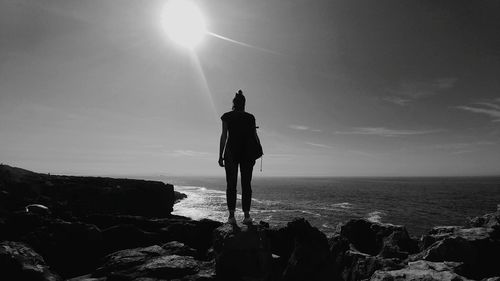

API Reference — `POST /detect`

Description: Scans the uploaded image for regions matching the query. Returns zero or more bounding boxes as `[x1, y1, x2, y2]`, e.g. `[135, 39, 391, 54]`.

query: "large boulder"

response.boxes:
[21, 220, 104, 278]
[339, 250, 404, 281]
[0, 241, 61, 281]
[280, 218, 331, 281]
[101, 224, 163, 254]
[417, 226, 500, 279]
[468, 210, 500, 236]
[340, 219, 419, 257]
[93, 243, 214, 280]
[213, 223, 272, 281]
[370, 260, 470, 281]
[163, 218, 222, 256]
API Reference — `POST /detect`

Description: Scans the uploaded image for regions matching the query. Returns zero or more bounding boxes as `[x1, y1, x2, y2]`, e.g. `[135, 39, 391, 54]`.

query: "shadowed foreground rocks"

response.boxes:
[1, 164, 500, 280]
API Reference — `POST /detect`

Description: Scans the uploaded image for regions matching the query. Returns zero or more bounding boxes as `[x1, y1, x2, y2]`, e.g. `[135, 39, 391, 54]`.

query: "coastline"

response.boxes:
[1, 164, 499, 280]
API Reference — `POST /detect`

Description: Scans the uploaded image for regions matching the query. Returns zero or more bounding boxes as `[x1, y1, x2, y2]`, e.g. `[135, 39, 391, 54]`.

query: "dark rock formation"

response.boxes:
[370, 260, 469, 281]
[213, 223, 272, 281]
[92, 243, 215, 280]
[2, 164, 500, 281]
[21, 220, 104, 278]
[279, 218, 331, 281]
[340, 219, 419, 258]
[416, 225, 500, 279]
[0, 164, 176, 218]
[0, 241, 61, 281]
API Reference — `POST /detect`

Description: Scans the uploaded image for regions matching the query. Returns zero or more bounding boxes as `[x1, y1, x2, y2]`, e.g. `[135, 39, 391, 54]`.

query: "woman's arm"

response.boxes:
[218, 121, 228, 167]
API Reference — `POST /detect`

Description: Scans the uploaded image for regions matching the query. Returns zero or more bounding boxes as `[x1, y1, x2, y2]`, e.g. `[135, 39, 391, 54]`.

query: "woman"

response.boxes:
[218, 90, 257, 224]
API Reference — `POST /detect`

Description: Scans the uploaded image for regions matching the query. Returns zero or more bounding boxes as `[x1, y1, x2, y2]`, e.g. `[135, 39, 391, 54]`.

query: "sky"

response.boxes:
[1, 0, 500, 177]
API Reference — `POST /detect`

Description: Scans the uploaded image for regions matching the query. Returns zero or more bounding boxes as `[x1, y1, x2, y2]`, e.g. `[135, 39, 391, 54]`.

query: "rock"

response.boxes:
[468, 210, 500, 239]
[420, 226, 463, 249]
[101, 224, 163, 254]
[0, 241, 61, 281]
[94, 245, 167, 276]
[0, 164, 176, 218]
[137, 254, 200, 278]
[21, 220, 104, 278]
[162, 241, 198, 257]
[327, 234, 351, 280]
[93, 244, 212, 280]
[175, 190, 188, 202]
[416, 226, 500, 279]
[341, 250, 404, 281]
[213, 223, 272, 281]
[281, 218, 331, 281]
[370, 260, 470, 281]
[340, 219, 419, 258]
[4, 211, 51, 239]
[163, 218, 222, 257]
[66, 274, 106, 281]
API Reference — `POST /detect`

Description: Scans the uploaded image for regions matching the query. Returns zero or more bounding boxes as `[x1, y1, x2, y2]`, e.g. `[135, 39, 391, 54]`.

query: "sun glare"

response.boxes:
[162, 0, 207, 49]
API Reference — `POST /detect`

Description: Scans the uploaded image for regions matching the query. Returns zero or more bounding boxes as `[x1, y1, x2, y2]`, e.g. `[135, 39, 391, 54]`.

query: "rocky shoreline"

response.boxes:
[1, 164, 499, 281]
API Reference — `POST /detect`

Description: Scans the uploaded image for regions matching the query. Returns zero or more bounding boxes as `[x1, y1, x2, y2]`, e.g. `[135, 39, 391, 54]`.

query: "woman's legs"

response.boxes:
[240, 160, 255, 216]
[224, 159, 238, 216]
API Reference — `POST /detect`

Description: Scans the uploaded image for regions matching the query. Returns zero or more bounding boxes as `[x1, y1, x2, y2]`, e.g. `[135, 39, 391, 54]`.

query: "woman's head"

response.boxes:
[232, 89, 246, 111]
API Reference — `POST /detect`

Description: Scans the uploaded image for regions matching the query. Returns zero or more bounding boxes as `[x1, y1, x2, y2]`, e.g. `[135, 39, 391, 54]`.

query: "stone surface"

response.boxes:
[21, 220, 104, 278]
[416, 226, 500, 279]
[93, 244, 211, 280]
[370, 260, 470, 281]
[213, 223, 272, 281]
[340, 219, 418, 257]
[340, 250, 404, 281]
[0, 241, 61, 281]
[0, 164, 176, 218]
[281, 218, 331, 281]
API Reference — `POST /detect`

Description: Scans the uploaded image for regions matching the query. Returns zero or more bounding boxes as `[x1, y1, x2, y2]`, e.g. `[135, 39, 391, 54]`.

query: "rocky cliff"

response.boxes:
[0, 164, 499, 281]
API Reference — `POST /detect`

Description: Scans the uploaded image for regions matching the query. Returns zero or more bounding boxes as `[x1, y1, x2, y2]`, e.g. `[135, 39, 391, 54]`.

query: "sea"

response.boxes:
[158, 176, 500, 237]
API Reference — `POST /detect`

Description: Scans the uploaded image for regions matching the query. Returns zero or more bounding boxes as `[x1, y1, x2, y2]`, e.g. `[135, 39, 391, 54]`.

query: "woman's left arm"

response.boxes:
[218, 121, 228, 167]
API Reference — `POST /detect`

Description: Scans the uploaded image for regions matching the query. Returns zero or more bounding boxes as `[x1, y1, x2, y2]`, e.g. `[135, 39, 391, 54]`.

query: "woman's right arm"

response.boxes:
[219, 121, 228, 167]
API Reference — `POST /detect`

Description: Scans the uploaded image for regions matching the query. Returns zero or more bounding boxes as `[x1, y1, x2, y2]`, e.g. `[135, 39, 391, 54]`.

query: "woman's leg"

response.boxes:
[240, 160, 255, 215]
[224, 159, 238, 215]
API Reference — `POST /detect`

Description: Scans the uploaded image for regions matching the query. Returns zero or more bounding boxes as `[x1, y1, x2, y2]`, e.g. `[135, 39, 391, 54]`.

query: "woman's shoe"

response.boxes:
[228, 217, 236, 224]
[242, 217, 253, 225]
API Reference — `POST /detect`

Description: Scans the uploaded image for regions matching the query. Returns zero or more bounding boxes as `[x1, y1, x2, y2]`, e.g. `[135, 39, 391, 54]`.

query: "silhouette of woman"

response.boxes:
[219, 90, 257, 224]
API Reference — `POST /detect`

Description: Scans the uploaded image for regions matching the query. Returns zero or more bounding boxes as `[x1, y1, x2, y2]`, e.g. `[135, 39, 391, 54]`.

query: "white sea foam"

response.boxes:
[367, 211, 384, 223]
[317, 202, 353, 211]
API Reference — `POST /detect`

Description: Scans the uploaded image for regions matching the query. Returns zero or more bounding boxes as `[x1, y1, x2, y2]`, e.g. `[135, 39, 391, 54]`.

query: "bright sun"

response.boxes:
[162, 0, 207, 48]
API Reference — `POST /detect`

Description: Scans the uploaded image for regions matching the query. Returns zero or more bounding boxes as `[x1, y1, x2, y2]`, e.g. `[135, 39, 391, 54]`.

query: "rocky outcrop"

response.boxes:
[0, 241, 61, 281]
[0, 164, 176, 218]
[1, 164, 500, 281]
[88, 243, 215, 280]
[414, 224, 500, 279]
[213, 223, 272, 281]
[370, 260, 470, 281]
[340, 219, 419, 258]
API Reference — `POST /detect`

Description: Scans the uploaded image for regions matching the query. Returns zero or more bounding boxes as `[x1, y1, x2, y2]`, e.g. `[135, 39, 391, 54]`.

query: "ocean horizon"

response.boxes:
[142, 175, 500, 237]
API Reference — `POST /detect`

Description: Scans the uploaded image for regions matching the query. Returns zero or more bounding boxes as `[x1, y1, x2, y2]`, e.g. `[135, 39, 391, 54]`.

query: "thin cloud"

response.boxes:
[382, 96, 411, 106]
[305, 142, 333, 149]
[384, 77, 457, 106]
[473, 102, 500, 110]
[431, 141, 496, 150]
[455, 101, 500, 122]
[289, 125, 322, 132]
[428, 141, 496, 155]
[289, 125, 310, 130]
[334, 127, 441, 137]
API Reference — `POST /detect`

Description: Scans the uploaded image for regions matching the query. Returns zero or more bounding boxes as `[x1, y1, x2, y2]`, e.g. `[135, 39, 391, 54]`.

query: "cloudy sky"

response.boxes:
[1, 0, 499, 176]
